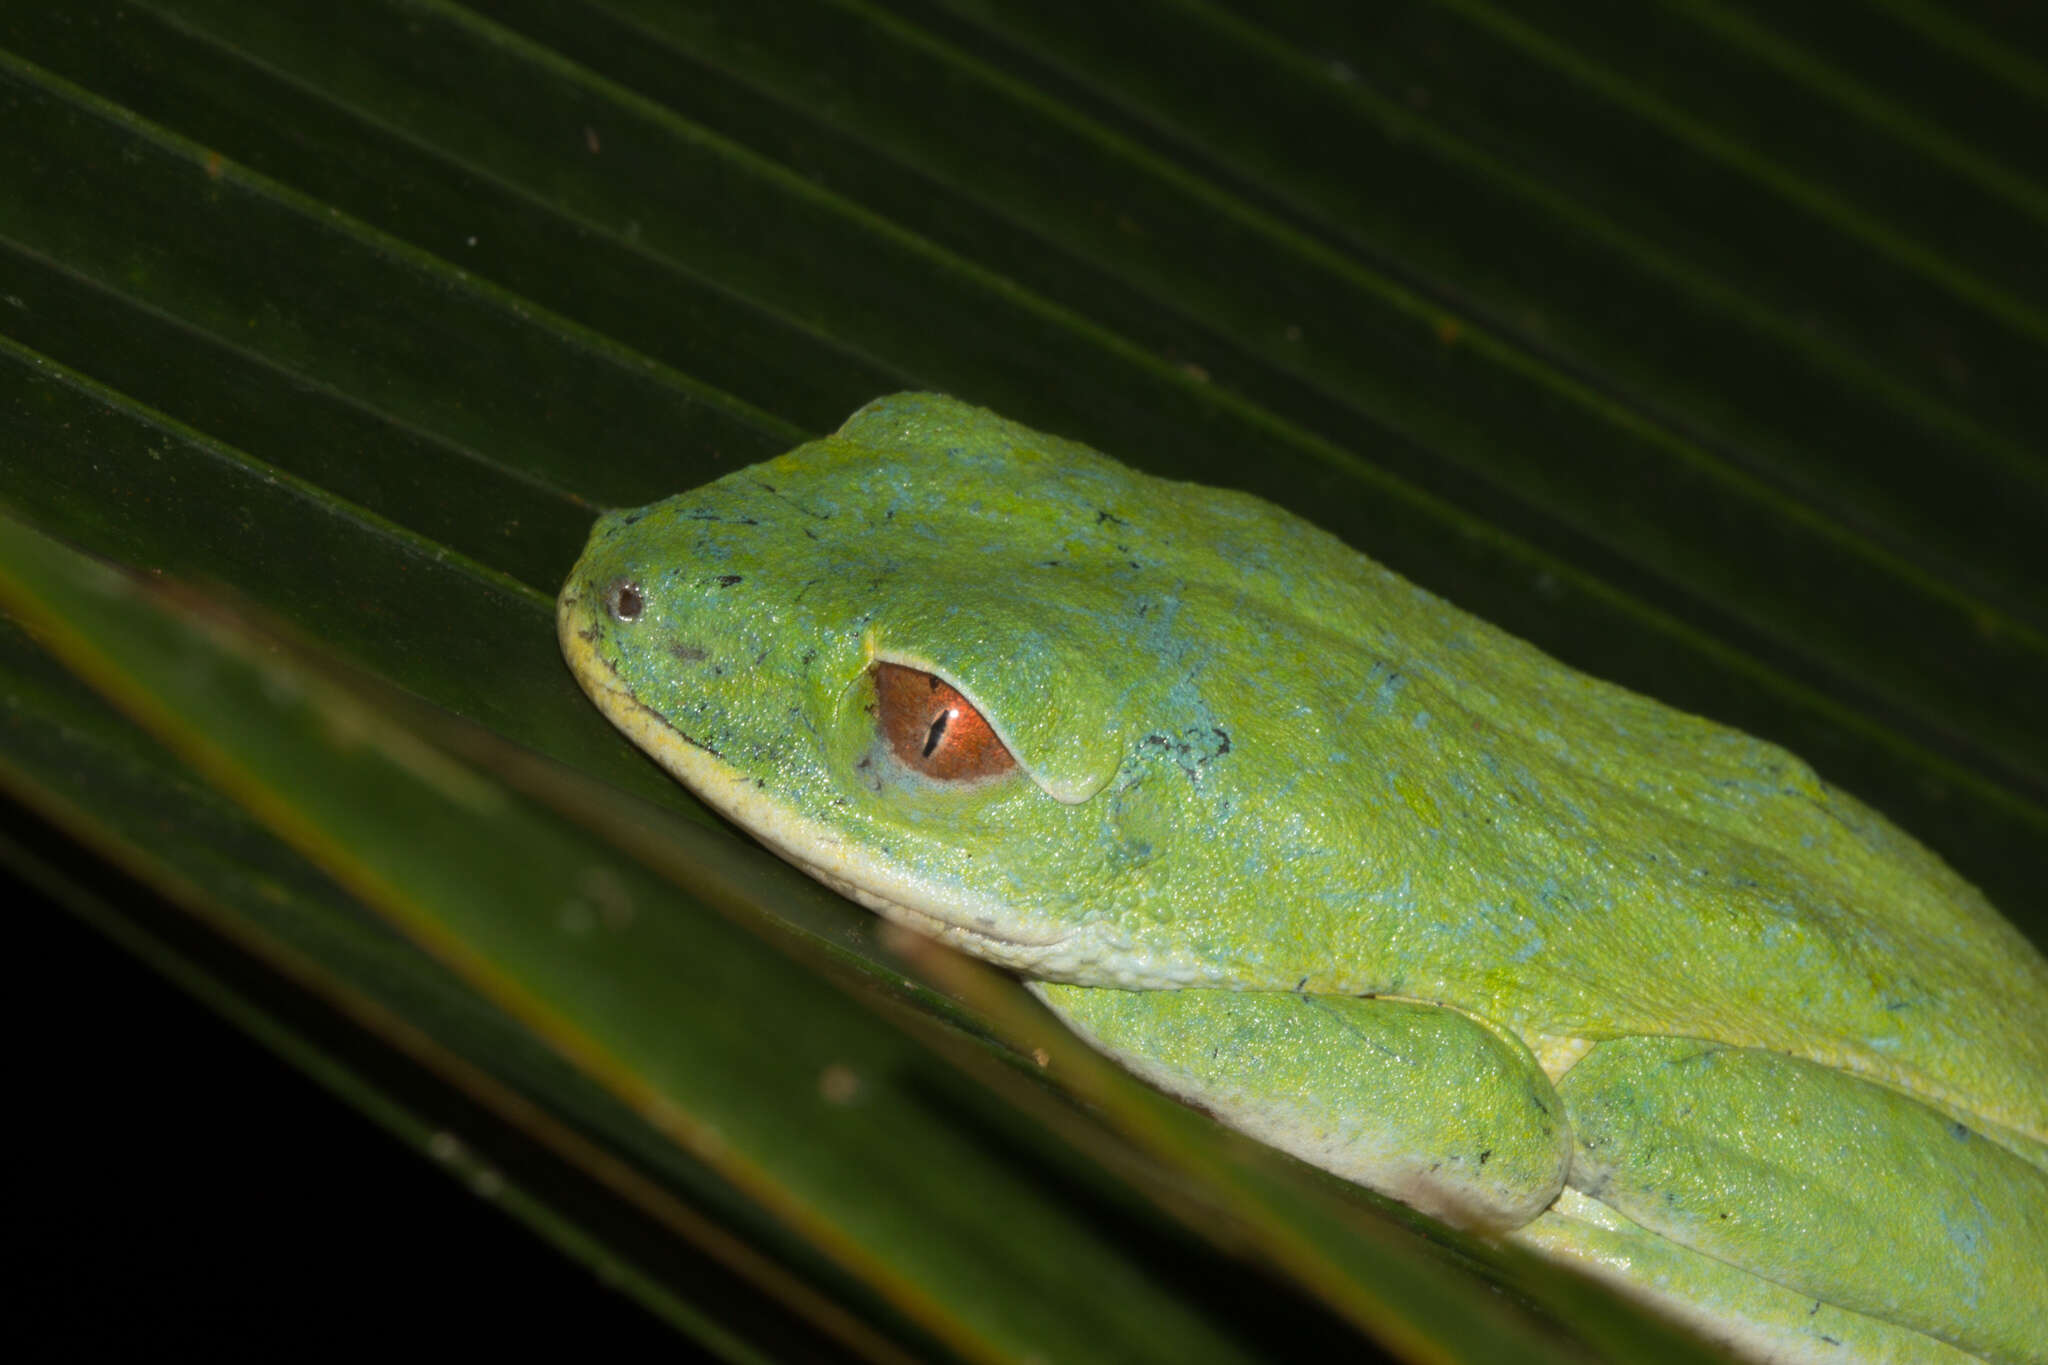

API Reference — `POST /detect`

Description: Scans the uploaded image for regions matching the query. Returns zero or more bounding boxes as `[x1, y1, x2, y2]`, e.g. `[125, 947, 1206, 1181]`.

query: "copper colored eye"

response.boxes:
[872, 662, 1017, 782]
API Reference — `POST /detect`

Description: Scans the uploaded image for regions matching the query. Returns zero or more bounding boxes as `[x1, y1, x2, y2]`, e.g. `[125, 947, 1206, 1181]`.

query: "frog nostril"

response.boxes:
[606, 579, 644, 622]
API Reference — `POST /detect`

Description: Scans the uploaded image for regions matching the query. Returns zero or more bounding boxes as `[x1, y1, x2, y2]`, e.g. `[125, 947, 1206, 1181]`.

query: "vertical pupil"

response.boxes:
[922, 710, 952, 759]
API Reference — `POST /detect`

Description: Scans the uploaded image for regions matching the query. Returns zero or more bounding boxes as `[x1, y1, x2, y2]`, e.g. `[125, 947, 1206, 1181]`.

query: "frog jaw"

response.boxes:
[559, 600, 1103, 972]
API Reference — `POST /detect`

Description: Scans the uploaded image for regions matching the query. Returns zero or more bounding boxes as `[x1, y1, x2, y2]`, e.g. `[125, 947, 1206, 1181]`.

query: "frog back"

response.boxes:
[1148, 487, 2048, 1152]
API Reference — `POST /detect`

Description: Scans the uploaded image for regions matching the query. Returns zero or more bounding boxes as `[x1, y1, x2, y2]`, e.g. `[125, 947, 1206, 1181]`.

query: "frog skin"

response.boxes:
[557, 393, 2048, 1364]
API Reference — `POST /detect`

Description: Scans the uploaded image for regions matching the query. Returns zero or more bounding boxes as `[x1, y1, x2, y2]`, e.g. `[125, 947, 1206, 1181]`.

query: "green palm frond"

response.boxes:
[5, 3, 2042, 1360]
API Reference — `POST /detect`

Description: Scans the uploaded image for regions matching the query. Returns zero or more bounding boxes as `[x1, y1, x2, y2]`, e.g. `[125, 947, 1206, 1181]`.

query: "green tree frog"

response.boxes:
[558, 393, 2047, 1363]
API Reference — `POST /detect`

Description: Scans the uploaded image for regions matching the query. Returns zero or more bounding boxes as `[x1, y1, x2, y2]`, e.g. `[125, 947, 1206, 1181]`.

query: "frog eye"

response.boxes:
[605, 579, 644, 623]
[871, 662, 1017, 782]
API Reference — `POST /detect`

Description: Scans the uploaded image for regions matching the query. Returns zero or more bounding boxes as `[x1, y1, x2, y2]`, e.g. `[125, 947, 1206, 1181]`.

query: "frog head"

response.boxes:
[557, 393, 1370, 984]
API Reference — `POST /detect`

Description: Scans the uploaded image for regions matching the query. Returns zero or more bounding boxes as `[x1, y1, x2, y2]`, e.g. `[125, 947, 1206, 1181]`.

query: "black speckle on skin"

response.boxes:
[669, 643, 708, 663]
[1477, 1149, 1491, 1165]
[1095, 509, 1128, 527]
[619, 510, 646, 526]
[1138, 725, 1233, 781]
[1950, 1121, 1973, 1141]
[714, 574, 743, 588]
[747, 477, 830, 520]
[681, 509, 760, 526]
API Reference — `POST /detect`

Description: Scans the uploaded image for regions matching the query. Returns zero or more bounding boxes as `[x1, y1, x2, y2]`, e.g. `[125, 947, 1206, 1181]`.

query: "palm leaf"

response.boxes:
[4, 2, 2042, 1359]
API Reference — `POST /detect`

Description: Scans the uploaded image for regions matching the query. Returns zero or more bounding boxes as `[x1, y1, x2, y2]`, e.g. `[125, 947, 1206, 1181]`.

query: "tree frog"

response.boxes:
[558, 393, 2047, 1363]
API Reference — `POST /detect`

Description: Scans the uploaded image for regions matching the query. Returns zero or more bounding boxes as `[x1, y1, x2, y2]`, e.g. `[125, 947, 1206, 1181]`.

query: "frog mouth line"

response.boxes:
[556, 605, 1070, 961]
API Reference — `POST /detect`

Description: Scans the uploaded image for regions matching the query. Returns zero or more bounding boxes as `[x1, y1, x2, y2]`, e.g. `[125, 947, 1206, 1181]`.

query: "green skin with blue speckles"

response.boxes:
[560, 394, 2047, 1363]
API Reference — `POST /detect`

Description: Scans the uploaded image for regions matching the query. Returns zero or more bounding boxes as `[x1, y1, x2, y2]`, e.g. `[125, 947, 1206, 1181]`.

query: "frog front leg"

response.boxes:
[1550, 1036, 2048, 1362]
[1031, 983, 1571, 1232]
